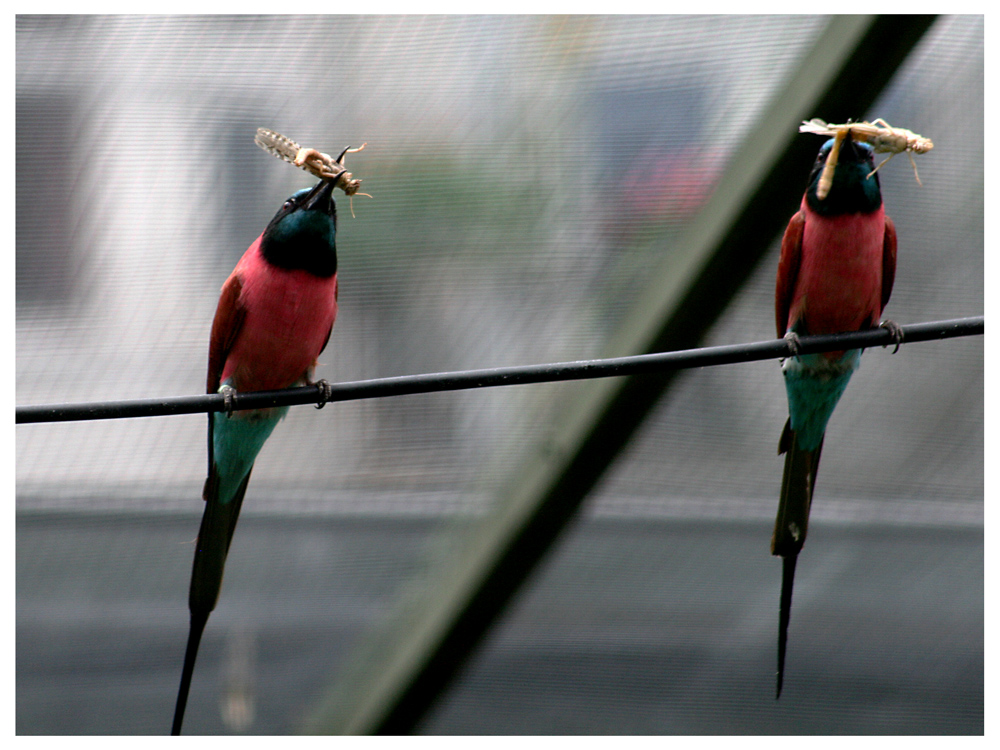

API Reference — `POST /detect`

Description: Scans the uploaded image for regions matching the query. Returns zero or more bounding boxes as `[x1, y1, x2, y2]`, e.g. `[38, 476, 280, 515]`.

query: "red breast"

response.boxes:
[788, 201, 886, 338]
[221, 236, 338, 392]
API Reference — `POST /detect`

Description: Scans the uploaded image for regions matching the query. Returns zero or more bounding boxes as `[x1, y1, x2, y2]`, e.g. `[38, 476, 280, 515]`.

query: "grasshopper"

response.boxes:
[255, 128, 371, 216]
[799, 118, 933, 200]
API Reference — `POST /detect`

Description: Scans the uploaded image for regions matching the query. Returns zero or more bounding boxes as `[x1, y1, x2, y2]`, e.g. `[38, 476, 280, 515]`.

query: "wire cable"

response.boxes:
[15, 316, 982, 425]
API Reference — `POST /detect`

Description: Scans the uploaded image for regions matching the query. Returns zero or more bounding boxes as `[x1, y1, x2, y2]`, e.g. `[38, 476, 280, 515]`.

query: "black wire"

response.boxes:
[15, 316, 983, 425]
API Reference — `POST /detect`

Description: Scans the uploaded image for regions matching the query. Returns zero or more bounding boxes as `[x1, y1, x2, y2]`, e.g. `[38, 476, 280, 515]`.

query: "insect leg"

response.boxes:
[907, 150, 923, 186]
[867, 151, 897, 179]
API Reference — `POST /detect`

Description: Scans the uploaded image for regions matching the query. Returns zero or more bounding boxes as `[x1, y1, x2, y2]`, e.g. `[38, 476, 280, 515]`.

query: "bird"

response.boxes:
[171, 178, 340, 734]
[772, 132, 898, 698]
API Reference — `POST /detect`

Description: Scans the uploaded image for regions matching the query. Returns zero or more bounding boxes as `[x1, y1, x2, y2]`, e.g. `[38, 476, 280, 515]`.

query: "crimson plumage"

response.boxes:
[772, 135, 897, 698]
[173, 179, 340, 734]
[209, 233, 338, 394]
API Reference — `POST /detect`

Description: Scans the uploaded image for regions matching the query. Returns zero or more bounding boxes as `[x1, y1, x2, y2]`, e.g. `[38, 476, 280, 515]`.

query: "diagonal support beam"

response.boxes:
[303, 14, 938, 735]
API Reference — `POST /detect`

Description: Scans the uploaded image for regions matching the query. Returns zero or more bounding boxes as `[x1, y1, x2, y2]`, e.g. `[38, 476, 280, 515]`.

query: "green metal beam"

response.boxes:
[302, 14, 938, 735]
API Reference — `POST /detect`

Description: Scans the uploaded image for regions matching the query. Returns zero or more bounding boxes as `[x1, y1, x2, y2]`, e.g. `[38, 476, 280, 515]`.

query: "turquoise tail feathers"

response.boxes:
[210, 405, 286, 505]
[781, 349, 859, 451]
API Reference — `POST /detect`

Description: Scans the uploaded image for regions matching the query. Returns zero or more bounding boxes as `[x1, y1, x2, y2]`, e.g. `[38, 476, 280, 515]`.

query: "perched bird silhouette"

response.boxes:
[772, 133, 899, 698]
[172, 179, 340, 734]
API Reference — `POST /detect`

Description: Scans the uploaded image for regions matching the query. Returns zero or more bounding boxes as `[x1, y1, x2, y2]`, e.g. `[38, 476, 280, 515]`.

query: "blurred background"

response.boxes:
[16, 15, 982, 735]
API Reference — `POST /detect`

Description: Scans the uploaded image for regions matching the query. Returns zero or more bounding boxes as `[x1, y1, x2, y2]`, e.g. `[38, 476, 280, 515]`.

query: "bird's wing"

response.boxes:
[206, 271, 246, 394]
[203, 269, 246, 490]
[316, 276, 338, 357]
[881, 214, 898, 315]
[775, 209, 805, 338]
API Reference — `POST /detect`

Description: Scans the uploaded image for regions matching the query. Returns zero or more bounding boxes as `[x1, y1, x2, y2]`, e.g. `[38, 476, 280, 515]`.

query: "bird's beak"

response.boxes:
[838, 131, 864, 163]
[301, 179, 336, 213]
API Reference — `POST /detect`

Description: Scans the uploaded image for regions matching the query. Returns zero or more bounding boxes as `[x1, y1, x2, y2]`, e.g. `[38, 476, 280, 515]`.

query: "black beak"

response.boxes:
[301, 179, 336, 213]
[839, 131, 864, 163]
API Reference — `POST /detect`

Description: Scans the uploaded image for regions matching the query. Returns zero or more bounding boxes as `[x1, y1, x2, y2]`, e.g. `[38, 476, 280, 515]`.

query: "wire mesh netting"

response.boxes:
[16, 15, 982, 735]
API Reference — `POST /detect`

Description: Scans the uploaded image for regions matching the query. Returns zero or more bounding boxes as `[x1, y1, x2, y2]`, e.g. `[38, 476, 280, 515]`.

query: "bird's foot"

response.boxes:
[313, 379, 332, 409]
[218, 384, 237, 417]
[783, 331, 802, 357]
[879, 320, 904, 354]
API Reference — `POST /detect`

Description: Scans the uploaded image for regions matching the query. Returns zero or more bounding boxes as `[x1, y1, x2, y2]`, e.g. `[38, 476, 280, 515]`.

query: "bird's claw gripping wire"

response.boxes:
[218, 384, 237, 417]
[879, 320, 904, 353]
[313, 379, 333, 409]
[783, 331, 802, 357]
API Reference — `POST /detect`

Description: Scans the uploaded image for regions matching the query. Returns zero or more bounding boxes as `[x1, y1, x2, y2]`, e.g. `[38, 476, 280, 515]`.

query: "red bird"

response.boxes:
[772, 134, 898, 697]
[173, 179, 340, 734]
